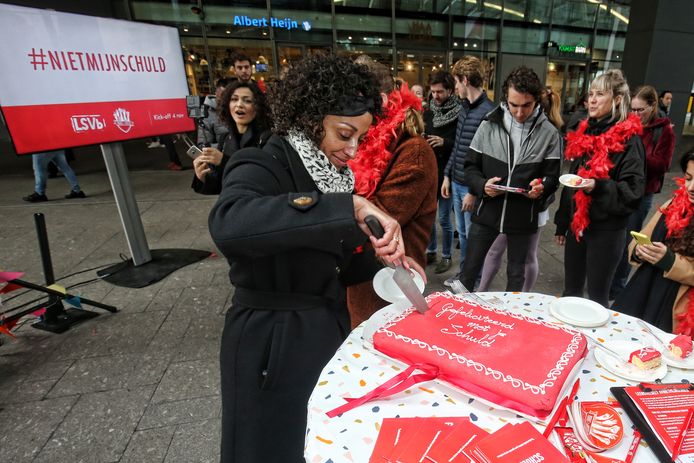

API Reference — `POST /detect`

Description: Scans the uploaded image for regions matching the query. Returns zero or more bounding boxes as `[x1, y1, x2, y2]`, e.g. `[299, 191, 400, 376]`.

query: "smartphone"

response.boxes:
[630, 231, 653, 246]
[186, 145, 203, 160]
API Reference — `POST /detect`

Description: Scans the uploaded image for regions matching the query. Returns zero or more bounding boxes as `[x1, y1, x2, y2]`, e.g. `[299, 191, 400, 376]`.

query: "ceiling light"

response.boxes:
[226, 30, 231, 34]
[348, 36, 352, 40]
[183, 28, 189, 32]
[473, 43, 477, 47]
[453, 42, 458, 46]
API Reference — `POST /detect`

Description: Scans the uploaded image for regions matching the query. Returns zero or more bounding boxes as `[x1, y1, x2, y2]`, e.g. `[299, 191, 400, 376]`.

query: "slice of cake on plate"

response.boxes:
[373, 292, 587, 419]
[628, 347, 662, 370]
[668, 334, 693, 359]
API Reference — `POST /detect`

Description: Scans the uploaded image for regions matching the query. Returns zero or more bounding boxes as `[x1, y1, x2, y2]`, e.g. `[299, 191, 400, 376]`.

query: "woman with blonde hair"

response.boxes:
[347, 56, 437, 327]
[554, 69, 645, 306]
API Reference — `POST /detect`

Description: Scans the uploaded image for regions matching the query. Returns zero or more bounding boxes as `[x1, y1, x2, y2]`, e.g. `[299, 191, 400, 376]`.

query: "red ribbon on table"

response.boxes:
[325, 363, 439, 418]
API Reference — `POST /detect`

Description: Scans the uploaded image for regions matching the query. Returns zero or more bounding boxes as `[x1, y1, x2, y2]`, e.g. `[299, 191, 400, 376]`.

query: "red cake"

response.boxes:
[668, 335, 693, 359]
[373, 292, 587, 419]
[629, 347, 662, 370]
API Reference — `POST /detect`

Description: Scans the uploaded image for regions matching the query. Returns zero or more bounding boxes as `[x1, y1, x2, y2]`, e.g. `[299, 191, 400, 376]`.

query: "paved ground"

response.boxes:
[0, 138, 689, 462]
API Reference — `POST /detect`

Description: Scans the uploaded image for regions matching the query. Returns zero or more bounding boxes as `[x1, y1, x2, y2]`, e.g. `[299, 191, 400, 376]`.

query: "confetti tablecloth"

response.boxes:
[305, 292, 694, 463]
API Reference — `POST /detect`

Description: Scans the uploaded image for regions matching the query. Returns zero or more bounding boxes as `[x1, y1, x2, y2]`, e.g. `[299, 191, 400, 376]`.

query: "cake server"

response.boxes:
[364, 215, 429, 314]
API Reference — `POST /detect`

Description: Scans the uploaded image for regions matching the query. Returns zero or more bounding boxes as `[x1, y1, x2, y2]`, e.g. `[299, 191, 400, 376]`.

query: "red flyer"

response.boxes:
[369, 417, 420, 462]
[424, 418, 489, 463]
[623, 385, 694, 461]
[467, 421, 569, 463]
[393, 417, 470, 463]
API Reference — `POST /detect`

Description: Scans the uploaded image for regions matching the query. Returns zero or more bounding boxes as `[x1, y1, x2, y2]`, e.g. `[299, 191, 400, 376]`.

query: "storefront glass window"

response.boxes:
[395, 16, 448, 50]
[501, 23, 547, 55]
[550, 0, 599, 28]
[398, 0, 452, 14]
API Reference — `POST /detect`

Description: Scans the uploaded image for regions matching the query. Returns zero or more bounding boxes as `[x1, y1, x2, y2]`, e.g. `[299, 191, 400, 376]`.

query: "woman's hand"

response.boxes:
[555, 234, 566, 246]
[462, 193, 476, 212]
[201, 147, 224, 166]
[193, 149, 224, 181]
[635, 242, 668, 265]
[524, 178, 544, 200]
[353, 195, 406, 267]
[193, 156, 212, 181]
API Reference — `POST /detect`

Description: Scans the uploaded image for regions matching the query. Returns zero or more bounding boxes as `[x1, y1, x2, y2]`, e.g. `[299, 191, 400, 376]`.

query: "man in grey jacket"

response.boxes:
[441, 56, 495, 286]
[461, 66, 561, 291]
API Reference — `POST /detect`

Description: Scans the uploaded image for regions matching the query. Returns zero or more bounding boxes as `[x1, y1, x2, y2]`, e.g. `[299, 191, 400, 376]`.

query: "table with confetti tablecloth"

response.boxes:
[305, 292, 694, 463]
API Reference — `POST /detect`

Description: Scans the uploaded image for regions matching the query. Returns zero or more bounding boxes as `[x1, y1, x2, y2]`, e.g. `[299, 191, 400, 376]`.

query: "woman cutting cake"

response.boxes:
[209, 54, 416, 462]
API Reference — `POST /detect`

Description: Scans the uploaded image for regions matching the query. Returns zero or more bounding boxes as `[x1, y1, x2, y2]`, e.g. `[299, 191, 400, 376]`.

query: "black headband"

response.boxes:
[327, 95, 376, 117]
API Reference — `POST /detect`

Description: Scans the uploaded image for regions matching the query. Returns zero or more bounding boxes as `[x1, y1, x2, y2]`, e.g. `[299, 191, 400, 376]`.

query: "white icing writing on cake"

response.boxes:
[440, 323, 508, 347]
[435, 304, 516, 330]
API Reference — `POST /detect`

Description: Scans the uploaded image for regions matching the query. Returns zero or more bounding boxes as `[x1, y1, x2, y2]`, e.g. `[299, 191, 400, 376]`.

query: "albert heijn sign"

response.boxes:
[0, 4, 194, 155]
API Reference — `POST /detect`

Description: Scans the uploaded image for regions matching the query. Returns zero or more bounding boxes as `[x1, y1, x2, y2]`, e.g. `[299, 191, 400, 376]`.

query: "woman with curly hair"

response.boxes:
[613, 151, 694, 334]
[554, 69, 645, 307]
[209, 54, 413, 463]
[191, 80, 272, 194]
[346, 56, 437, 327]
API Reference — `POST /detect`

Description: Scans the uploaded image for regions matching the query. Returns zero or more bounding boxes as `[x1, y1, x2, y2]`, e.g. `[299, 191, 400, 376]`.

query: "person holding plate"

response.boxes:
[612, 151, 694, 335]
[554, 69, 645, 307]
[460, 66, 562, 292]
[209, 54, 412, 463]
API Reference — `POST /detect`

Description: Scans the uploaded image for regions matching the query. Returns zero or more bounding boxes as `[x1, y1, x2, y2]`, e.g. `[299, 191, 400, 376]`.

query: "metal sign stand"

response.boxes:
[100, 142, 151, 266]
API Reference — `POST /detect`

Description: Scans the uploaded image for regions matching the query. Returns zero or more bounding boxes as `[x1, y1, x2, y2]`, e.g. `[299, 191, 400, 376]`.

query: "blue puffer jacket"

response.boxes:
[444, 91, 495, 184]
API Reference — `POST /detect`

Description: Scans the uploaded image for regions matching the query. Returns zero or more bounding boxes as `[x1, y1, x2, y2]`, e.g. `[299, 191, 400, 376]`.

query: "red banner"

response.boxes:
[3, 98, 194, 155]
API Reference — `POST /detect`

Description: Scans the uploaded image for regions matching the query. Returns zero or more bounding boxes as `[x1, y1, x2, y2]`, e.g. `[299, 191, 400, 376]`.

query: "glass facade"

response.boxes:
[122, 0, 630, 111]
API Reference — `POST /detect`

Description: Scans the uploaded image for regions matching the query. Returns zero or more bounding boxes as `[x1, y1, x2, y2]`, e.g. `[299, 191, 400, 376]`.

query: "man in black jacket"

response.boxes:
[423, 71, 461, 274]
[461, 66, 561, 291]
[441, 56, 495, 286]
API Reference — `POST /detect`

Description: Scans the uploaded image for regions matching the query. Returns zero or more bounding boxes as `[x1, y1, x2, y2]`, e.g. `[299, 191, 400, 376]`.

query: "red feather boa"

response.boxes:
[661, 178, 694, 335]
[349, 84, 422, 198]
[564, 113, 642, 240]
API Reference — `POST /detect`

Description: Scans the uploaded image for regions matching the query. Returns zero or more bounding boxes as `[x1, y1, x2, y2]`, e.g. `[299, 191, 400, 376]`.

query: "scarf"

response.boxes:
[349, 84, 422, 199]
[285, 130, 355, 193]
[564, 113, 642, 239]
[661, 178, 694, 335]
[431, 95, 461, 128]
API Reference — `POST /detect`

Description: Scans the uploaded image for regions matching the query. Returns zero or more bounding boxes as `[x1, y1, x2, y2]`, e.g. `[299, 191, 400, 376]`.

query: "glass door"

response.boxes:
[546, 60, 586, 116]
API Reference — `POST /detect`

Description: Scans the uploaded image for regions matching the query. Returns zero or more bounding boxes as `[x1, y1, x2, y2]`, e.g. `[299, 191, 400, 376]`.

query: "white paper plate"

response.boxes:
[559, 174, 590, 189]
[372, 267, 425, 304]
[549, 297, 610, 328]
[651, 332, 694, 369]
[593, 340, 668, 382]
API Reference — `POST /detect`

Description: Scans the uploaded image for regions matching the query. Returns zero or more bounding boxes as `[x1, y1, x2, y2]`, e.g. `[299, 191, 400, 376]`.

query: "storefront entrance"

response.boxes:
[546, 60, 587, 115]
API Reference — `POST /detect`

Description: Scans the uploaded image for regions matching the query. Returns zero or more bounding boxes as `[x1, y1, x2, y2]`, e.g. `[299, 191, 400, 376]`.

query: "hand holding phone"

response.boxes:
[630, 231, 653, 246]
[186, 145, 204, 160]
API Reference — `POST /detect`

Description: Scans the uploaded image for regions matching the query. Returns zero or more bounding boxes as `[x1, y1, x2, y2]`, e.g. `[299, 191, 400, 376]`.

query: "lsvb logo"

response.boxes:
[113, 108, 134, 133]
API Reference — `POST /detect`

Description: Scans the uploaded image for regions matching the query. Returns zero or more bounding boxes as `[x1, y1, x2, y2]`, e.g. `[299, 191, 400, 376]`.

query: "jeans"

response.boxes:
[32, 150, 80, 195]
[451, 181, 473, 273]
[609, 193, 654, 299]
[427, 196, 454, 258]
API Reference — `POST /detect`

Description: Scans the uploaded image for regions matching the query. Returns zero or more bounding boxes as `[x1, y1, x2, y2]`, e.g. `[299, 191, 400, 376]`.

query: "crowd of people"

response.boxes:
[198, 51, 691, 463]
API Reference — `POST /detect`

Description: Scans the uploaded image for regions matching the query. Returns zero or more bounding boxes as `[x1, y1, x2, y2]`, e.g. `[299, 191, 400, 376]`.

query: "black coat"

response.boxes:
[423, 102, 458, 196]
[554, 121, 645, 236]
[191, 123, 270, 195]
[209, 134, 369, 462]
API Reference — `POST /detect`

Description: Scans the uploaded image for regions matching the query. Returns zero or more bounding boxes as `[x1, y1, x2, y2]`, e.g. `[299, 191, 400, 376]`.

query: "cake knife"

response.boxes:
[364, 216, 429, 314]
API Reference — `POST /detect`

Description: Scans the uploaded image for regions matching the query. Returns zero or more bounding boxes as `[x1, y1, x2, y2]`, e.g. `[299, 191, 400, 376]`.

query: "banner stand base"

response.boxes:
[97, 248, 211, 289]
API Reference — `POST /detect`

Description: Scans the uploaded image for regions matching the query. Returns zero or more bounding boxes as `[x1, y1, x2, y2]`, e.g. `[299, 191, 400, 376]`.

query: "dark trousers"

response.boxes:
[220, 303, 349, 463]
[461, 222, 532, 292]
[159, 134, 181, 166]
[563, 228, 626, 307]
